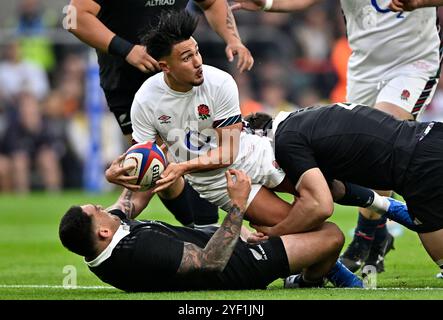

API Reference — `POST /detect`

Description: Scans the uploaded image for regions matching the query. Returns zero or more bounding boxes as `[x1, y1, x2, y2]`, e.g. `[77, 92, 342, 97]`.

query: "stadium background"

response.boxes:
[1, 0, 443, 300]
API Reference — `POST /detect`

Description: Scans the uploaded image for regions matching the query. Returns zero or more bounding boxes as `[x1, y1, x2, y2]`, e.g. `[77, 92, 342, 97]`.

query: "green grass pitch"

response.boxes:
[1, 191, 443, 300]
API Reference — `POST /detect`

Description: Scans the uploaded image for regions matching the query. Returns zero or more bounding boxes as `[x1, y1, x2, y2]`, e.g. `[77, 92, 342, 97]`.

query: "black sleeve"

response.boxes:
[133, 229, 184, 276]
[275, 132, 318, 188]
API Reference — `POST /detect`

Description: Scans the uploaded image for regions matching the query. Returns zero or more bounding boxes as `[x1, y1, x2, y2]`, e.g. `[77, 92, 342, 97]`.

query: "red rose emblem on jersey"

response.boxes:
[401, 89, 410, 101]
[197, 104, 211, 120]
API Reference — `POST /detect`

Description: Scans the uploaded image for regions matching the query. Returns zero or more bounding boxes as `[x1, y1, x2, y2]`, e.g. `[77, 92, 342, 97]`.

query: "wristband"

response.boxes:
[108, 35, 135, 58]
[261, 0, 273, 11]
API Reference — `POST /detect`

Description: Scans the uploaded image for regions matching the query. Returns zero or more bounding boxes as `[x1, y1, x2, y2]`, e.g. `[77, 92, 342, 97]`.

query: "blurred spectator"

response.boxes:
[0, 153, 12, 192]
[43, 90, 84, 189]
[53, 53, 86, 117]
[0, 40, 50, 101]
[260, 80, 297, 116]
[234, 72, 265, 116]
[293, 5, 332, 62]
[0, 101, 11, 192]
[14, 0, 56, 72]
[296, 88, 322, 108]
[329, 6, 350, 103]
[329, 36, 351, 103]
[292, 4, 336, 99]
[3, 93, 62, 193]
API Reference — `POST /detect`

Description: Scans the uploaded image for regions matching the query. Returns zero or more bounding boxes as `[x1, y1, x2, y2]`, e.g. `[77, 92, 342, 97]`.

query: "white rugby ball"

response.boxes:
[123, 141, 167, 191]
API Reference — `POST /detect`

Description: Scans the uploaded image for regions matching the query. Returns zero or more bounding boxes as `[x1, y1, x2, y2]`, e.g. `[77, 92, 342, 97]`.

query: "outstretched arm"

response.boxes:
[177, 169, 251, 273]
[68, 0, 159, 73]
[197, 0, 254, 72]
[230, 0, 320, 12]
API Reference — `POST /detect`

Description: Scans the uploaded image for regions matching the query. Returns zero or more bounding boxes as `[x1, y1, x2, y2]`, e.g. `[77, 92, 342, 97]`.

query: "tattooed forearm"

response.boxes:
[177, 205, 244, 274]
[121, 189, 136, 219]
[226, 3, 241, 40]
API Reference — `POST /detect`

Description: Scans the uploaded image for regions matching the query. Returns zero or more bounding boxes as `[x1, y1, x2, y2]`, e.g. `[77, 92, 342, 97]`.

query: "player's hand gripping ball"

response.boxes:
[123, 141, 167, 191]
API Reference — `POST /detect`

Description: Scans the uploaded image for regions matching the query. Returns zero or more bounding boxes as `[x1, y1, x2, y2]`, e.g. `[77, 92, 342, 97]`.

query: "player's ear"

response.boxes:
[158, 60, 169, 73]
[98, 227, 111, 239]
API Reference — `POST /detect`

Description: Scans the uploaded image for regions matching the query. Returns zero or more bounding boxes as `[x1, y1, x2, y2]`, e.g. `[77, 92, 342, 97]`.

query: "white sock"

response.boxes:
[368, 193, 390, 215]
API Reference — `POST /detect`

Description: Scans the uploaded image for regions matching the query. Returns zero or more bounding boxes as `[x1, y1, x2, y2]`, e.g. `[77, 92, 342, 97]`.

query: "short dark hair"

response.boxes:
[59, 206, 96, 258]
[140, 10, 199, 60]
[244, 112, 273, 131]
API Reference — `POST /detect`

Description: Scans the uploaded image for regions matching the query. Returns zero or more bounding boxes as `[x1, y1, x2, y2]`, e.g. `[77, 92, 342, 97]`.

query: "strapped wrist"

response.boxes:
[108, 35, 135, 58]
[261, 0, 273, 11]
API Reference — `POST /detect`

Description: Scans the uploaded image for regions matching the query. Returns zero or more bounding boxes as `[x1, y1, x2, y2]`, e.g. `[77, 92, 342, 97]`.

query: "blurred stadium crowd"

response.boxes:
[0, 0, 442, 193]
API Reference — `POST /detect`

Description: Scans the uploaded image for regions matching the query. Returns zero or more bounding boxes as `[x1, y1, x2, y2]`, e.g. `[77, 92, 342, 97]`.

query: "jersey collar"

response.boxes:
[85, 224, 130, 268]
[272, 111, 292, 136]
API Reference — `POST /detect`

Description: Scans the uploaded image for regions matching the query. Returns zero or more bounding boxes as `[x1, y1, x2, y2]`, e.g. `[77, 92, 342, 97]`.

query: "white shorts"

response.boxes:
[347, 75, 439, 119]
[186, 133, 286, 212]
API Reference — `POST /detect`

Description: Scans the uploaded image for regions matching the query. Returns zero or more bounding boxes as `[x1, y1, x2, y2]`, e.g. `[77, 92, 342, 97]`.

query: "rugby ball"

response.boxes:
[123, 141, 167, 191]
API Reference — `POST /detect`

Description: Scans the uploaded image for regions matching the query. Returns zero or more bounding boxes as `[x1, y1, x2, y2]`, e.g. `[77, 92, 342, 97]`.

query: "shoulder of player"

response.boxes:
[202, 64, 236, 88]
[133, 73, 164, 106]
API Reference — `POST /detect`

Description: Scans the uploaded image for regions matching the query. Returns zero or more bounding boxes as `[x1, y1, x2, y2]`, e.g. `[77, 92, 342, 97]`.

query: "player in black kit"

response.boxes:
[67, 0, 253, 229]
[59, 169, 365, 292]
[245, 103, 443, 278]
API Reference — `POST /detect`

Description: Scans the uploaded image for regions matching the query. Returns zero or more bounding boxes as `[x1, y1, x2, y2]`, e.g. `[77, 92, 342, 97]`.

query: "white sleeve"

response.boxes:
[212, 75, 242, 128]
[130, 98, 157, 143]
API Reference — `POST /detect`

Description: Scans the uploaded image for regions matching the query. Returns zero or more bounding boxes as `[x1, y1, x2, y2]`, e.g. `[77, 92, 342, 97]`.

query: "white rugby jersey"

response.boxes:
[131, 64, 284, 200]
[131, 64, 243, 174]
[342, 0, 440, 82]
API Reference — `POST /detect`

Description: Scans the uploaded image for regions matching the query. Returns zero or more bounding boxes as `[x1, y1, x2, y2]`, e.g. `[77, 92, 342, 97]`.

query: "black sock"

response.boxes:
[353, 212, 379, 242]
[185, 182, 219, 226]
[159, 181, 219, 227]
[372, 216, 388, 246]
[336, 182, 374, 208]
[159, 184, 195, 227]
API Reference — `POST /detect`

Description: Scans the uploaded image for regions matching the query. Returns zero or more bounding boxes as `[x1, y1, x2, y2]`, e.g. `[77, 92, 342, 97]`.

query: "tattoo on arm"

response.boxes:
[121, 189, 136, 219]
[225, 3, 240, 40]
[177, 205, 244, 274]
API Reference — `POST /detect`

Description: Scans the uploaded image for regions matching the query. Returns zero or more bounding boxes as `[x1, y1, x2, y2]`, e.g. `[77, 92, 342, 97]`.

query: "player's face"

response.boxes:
[81, 204, 120, 228]
[166, 37, 203, 91]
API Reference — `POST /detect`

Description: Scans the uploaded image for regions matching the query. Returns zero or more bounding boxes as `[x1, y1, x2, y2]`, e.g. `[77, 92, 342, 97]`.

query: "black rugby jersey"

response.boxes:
[92, 0, 190, 92]
[89, 210, 289, 292]
[274, 103, 430, 193]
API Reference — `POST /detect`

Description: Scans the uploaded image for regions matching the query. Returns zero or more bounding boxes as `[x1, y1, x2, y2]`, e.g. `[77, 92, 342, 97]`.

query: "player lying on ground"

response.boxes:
[59, 169, 363, 292]
[246, 103, 443, 278]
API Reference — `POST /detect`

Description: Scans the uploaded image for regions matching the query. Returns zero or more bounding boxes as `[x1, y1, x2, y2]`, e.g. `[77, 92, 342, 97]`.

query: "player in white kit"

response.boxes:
[125, 11, 290, 226]
[230, 0, 442, 273]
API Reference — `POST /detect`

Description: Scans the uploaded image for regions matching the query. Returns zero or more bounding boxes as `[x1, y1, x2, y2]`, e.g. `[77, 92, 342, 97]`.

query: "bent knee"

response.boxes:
[322, 222, 345, 249]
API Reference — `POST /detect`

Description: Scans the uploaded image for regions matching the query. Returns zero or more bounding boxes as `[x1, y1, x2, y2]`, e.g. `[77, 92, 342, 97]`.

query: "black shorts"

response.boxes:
[220, 236, 290, 290]
[103, 88, 138, 135]
[402, 122, 443, 233]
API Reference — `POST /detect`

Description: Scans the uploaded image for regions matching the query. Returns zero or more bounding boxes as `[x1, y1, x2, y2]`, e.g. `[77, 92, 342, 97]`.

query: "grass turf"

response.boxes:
[1, 191, 442, 300]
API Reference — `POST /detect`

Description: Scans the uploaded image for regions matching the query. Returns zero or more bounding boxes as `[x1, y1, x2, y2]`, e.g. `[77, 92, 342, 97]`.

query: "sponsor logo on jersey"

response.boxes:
[145, 0, 175, 7]
[158, 115, 171, 124]
[401, 89, 410, 101]
[197, 104, 211, 120]
[185, 129, 212, 152]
